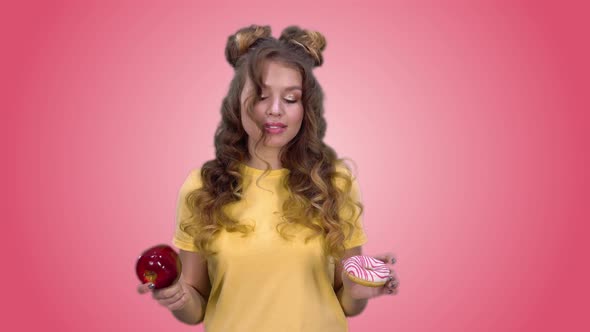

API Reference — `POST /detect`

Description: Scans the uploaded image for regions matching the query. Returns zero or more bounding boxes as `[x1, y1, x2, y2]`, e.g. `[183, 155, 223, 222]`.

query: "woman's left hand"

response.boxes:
[341, 253, 400, 300]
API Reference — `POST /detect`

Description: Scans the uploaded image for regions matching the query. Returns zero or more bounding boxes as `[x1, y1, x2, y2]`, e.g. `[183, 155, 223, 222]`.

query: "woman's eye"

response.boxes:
[259, 96, 298, 103]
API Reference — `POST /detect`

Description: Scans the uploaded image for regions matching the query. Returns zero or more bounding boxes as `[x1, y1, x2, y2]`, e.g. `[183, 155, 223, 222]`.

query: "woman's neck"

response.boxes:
[245, 156, 283, 170]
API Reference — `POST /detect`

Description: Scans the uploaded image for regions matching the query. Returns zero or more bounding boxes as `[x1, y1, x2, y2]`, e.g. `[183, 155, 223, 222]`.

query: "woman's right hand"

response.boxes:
[137, 280, 190, 312]
[136, 250, 211, 325]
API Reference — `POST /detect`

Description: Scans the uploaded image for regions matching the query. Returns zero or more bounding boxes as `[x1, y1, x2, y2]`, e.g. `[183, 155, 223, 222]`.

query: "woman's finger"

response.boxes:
[152, 282, 181, 300]
[137, 283, 154, 294]
[372, 253, 397, 265]
[383, 278, 399, 294]
[387, 287, 399, 295]
[388, 270, 400, 285]
[167, 292, 189, 311]
[157, 287, 185, 307]
[387, 279, 400, 289]
[378, 283, 398, 296]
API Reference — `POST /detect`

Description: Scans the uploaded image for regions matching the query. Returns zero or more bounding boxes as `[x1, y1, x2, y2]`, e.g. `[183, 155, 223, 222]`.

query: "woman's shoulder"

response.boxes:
[334, 159, 350, 173]
[179, 167, 203, 193]
[333, 159, 360, 188]
[334, 159, 360, 177]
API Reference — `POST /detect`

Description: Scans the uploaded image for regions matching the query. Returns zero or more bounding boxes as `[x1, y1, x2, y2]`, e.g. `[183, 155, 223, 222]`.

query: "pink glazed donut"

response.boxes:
[343, 255, 390, 287]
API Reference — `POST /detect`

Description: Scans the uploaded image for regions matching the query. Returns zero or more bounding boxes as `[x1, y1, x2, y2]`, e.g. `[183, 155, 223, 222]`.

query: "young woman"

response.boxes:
[138, 24, 399, 331]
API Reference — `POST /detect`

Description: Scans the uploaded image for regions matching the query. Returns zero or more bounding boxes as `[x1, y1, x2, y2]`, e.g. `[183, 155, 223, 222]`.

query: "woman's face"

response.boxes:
[240, 60, 304, 151]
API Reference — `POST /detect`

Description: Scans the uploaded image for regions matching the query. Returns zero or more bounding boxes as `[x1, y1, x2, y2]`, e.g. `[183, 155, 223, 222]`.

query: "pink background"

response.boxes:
[4, 1, 589, 331]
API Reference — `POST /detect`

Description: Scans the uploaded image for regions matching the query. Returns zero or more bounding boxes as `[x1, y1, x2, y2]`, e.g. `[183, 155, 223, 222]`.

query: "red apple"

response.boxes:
[136, 244, 182, 289]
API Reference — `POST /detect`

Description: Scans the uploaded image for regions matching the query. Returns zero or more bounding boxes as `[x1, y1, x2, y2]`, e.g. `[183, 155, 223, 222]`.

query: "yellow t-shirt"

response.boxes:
[172, 163, 368, 332]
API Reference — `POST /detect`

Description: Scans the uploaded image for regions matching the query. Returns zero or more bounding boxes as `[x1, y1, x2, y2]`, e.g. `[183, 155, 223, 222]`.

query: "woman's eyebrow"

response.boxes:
[284, 86, 302, 91]
[262, 84, 302, 92]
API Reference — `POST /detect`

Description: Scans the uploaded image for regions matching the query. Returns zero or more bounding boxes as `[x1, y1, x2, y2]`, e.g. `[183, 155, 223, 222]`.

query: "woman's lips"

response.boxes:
[265, 126, 287, 134]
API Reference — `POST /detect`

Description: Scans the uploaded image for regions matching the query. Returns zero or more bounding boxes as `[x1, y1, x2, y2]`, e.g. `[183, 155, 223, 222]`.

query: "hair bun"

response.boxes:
[279, 26, 327, 67]
[225, 25, 272, 68]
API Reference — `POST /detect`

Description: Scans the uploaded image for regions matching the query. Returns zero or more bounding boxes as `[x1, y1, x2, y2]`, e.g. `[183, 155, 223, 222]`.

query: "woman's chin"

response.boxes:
[262, 138, 288, 148]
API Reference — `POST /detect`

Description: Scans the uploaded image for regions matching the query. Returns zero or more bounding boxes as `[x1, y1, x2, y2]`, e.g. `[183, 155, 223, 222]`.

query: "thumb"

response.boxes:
[137, 282, 155, 294]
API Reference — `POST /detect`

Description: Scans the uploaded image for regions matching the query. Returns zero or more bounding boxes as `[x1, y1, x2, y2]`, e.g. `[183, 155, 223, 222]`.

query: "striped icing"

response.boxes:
[343, 255, 390, 284]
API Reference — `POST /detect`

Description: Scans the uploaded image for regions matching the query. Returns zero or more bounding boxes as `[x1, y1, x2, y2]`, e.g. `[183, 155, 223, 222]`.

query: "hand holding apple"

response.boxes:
[136, 244, 190, 311]
[136, 244, 182, 289]
[137, 277, 192, 312]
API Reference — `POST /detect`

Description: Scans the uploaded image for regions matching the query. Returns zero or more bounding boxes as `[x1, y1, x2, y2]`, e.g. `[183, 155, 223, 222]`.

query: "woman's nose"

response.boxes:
[266, 97, 283, 115]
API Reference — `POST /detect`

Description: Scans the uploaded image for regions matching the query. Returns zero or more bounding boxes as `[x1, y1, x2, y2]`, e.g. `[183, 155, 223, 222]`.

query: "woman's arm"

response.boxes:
[170, 249, 212, 324]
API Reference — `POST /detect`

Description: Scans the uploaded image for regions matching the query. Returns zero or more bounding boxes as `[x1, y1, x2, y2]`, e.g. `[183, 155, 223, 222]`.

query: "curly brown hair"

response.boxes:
[180, 24, 364, 260]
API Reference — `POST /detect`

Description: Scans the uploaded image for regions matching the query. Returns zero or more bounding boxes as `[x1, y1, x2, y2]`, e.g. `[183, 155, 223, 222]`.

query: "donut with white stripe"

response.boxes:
[343, 255, 390, 287]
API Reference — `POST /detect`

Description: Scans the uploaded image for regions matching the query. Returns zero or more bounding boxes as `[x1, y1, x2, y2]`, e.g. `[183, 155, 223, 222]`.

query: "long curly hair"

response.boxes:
[180, 24, 364, 260]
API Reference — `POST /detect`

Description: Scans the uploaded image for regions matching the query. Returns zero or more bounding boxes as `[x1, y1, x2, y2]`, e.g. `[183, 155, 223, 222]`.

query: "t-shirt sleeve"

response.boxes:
[335, 164, 369, 249]
[172, 168, 202, 252]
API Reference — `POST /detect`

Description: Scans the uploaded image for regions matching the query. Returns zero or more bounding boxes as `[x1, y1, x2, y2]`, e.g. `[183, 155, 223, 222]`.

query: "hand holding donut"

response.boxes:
[341, 253, 399, 300]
